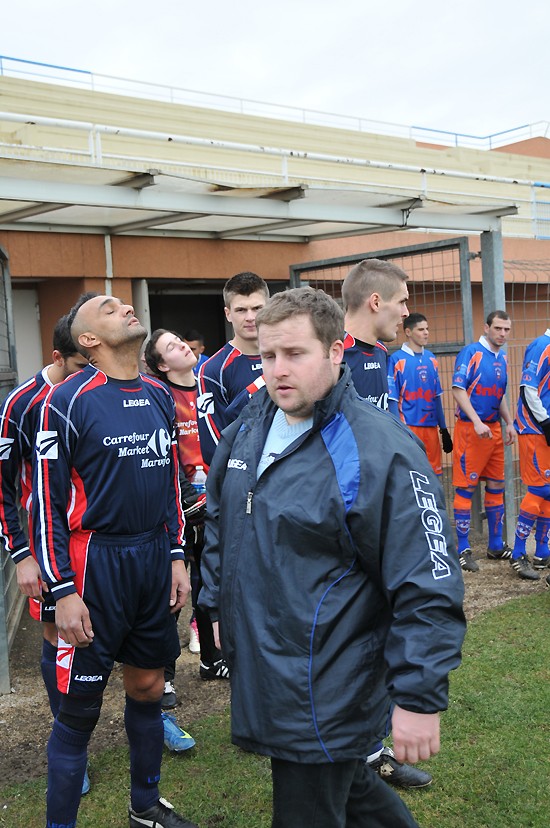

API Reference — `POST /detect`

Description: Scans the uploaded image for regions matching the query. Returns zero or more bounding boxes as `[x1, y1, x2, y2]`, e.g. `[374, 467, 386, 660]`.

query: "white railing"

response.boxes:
[1, 55, 549, 151]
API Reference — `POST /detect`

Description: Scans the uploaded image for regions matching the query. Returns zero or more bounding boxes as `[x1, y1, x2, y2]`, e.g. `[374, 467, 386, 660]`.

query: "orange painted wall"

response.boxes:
[2, 226, 550, 363]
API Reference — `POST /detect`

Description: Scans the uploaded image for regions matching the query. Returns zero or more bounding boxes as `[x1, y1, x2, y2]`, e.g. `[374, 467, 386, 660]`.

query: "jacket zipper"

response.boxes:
[246, 491, 253, 514]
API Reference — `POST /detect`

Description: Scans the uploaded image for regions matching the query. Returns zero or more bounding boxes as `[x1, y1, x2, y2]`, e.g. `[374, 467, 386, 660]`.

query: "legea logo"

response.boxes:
[0, 437, 14, 460]
[409, 470, 450, 580]
[123, 398, 151, 408]
[36, 431, 58, 460]
[197, 392, 214, 418]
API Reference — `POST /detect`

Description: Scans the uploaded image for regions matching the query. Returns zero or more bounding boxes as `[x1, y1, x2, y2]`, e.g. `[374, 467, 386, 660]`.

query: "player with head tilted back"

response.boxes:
[33, 293, 197, 828]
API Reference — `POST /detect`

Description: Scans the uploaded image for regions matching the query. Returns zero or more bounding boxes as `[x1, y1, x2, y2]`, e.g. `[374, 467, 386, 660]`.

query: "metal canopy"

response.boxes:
[0, 161, 518, 242]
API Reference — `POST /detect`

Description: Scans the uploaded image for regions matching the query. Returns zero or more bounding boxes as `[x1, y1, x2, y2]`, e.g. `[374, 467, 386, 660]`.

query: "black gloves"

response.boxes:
[440, 428, 453, 453]
[541, 421, 550, 447]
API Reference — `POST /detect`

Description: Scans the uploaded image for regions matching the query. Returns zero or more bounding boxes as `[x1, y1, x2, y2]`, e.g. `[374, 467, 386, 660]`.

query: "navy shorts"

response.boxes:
[56, 526, 181, 696]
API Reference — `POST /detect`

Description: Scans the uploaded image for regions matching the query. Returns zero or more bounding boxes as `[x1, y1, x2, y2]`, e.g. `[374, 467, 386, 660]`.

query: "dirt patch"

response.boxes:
[0, 604, 230, 787]
[0, 538, 546, 788]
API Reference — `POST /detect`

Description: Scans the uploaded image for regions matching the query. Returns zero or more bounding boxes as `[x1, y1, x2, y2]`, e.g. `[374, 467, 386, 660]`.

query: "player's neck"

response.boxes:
[165, 367, 196, 387]
[46, 363, 66, 385]
[345, 317, 376, 346]
[90, 345, 141, 380]
[408, 343, 423, 354]
[229, 335, 259, 356]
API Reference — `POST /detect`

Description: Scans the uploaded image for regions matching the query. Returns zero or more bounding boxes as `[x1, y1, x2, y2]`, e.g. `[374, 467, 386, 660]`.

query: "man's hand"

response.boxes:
[16, 556, 44, 599]
[504, 424, 516, 446]
[474, 420, 492, 439]
[440, 428, 453, 454]
[170, 560, 191, 613]
[55, 593, 94, 647]
[391, 705, 440, 764]
[212, 620, 221, 651]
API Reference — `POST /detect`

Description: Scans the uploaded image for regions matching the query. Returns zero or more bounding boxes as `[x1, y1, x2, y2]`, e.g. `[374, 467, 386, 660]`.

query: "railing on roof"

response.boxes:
[1, 54, 549, 151]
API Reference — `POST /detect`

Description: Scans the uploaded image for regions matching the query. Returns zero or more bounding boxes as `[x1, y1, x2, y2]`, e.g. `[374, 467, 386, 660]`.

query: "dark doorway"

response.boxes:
[148, 279, 289, 357]
[149, 287, 227, 356]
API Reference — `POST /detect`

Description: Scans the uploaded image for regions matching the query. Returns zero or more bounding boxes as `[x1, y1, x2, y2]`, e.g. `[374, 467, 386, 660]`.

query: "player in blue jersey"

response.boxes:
[509, 329, 550, 580]
[388, 313, 453, 477]
[342, 258, 409, 416]
[197, 272, 269, 465]
[0, 316, 90, 791]
[343, 260, 436, 790]
[33, 294, 196, 828]
[452, 311, 515, 573]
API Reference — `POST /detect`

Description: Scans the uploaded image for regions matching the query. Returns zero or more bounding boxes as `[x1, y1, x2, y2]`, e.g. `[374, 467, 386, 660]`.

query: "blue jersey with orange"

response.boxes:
[452, 337, 508, 423]
[197, 342, 263, 464]
[33, 365, 185, 601]
[0, 368, 53, 563]
[388, 345, 443, 427]
[515, 330, 550, 435]
[343, 334, 390, 411]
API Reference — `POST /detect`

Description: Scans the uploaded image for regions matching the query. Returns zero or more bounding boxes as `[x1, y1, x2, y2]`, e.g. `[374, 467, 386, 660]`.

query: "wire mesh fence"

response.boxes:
[291, 244, 550, 545]
[290, 238, 472, 512]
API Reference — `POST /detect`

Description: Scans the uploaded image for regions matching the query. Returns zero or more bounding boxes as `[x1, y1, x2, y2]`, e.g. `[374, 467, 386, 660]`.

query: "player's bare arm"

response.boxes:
[16, 555, 44, 600]
[170, 559, 190, 613]
[499, 396, 516, 445]
[452, 387, 492, 438]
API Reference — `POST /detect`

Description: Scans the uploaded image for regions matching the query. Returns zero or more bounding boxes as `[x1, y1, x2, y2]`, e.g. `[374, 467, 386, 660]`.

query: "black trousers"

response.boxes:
[271, 757, 420, 828]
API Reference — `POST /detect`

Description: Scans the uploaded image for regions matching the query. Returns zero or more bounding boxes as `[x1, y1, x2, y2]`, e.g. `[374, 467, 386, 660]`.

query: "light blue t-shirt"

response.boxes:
[257, 408, 313, 478]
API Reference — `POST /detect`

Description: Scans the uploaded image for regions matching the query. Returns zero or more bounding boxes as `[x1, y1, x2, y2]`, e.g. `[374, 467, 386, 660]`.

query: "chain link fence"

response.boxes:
[290, 238, 473, 511]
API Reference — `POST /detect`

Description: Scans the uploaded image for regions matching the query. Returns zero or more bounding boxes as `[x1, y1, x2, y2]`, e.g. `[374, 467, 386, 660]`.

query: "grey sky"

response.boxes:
[2, 0, 549, 138]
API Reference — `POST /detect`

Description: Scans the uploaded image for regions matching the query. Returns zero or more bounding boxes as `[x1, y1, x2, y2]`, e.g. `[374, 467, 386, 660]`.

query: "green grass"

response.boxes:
[1, 594, 549, 827]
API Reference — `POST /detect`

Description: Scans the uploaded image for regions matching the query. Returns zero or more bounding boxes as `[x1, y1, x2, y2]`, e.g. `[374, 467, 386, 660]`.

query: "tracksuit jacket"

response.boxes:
[200, 364, 466, 763]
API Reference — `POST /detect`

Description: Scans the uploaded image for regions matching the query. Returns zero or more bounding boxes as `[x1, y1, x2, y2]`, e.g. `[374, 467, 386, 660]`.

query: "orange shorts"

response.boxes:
[518, 432, 550, 487]
[409, 425, 442, 476]
[452, 419, 504, 488]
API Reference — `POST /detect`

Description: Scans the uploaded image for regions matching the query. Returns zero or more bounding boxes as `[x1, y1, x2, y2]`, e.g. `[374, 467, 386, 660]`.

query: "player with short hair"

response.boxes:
[452, 310, 515, 573]
[197, 271, 269, 464]
[342, 260, 435, 789]
[34, 293, 196, 828]
[342, 258, 409, 414]
[0, 315, 88, 717]
[388, 313, 453, 477]
[509, 329, 550, 580]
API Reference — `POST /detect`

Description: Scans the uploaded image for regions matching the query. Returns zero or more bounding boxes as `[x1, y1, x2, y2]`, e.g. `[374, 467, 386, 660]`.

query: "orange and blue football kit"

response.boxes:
[511, 330, 550, 566]
[388, 344, 448, 475]
[452, 337, 508, 557]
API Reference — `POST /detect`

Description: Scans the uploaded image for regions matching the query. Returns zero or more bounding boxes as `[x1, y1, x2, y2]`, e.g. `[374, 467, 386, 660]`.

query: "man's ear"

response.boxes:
[368, 292, 381, 313]
[51, 349, 64, 368]
[330, 339, 345, 365]
[78, 332, 98, 351]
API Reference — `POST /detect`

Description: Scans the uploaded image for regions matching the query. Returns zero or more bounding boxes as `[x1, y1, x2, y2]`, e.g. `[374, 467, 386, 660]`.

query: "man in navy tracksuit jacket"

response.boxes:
[200, 287, 466, 828]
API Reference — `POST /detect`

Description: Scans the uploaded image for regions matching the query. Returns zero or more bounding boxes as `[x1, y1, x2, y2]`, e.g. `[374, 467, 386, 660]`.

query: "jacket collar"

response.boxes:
[242, 364, 353, 431]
